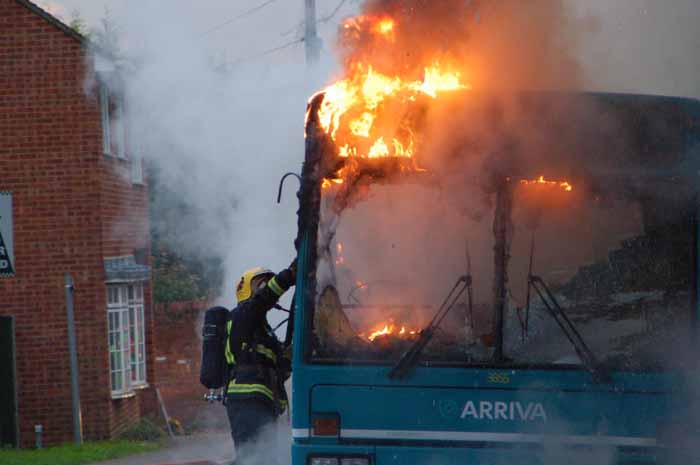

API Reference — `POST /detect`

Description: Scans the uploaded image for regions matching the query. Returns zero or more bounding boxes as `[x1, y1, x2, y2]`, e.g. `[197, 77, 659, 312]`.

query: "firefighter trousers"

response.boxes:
[226, 396, 276, 465]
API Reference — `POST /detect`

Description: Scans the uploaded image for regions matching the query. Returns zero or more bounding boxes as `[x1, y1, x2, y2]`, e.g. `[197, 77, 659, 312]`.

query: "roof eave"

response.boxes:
[14, 0, 86, 44]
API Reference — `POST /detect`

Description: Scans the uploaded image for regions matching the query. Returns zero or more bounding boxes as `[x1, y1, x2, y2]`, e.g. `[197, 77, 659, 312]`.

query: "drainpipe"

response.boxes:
[34, 424, 42, 449]
[65, 274, 83, 445]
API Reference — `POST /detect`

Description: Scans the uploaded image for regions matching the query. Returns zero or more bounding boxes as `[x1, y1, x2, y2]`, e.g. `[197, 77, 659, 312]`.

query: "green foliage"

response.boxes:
[68, 9, 88, 36]
[118, 417, 167, 442]
[0, 440, 161, 465]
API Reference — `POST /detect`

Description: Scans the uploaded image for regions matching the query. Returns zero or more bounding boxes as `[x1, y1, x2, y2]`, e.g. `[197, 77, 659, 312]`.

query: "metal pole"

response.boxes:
[65, 274, 83, 445]
[304, 0, 321, 65]
[692, 193, 700, 339]
[156, 387, 175, 438]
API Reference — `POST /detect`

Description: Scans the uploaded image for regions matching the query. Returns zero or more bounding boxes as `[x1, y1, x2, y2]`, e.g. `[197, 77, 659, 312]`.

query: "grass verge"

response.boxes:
[0, 440, 162, 465]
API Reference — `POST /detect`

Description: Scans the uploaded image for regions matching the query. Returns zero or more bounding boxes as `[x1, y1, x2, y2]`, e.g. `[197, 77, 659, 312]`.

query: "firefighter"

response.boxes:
[224, 260, 296, 463]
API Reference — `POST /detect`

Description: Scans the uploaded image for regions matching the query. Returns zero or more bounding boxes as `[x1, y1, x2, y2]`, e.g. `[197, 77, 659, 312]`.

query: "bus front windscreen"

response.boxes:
[309, 176, 694, 371]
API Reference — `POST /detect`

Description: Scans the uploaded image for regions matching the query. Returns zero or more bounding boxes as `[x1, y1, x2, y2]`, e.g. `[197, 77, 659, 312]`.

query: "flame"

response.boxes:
[335, 242, 345, 265]
[368, 137, 390, 158]
[314, 15, 470, 169]
[366, 322, 419, 341]
[317, 63, 468, 158]
[368, 325, 392, 341]
[520, 176, 573, 192]
[321, 178, 345, 190]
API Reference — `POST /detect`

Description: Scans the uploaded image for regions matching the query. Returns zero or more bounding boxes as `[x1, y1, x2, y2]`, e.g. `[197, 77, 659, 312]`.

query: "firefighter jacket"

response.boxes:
[225, 270, 294, 412]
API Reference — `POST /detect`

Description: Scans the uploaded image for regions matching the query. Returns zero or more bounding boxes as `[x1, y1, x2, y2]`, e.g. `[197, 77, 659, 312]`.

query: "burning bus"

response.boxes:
[285, 4, 700, 465]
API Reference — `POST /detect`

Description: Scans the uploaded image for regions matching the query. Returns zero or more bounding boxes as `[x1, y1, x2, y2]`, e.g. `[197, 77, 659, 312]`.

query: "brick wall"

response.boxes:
[99, 157, 155, 435]
[0, 0, 154, 446]
[154, 301, 228, 432]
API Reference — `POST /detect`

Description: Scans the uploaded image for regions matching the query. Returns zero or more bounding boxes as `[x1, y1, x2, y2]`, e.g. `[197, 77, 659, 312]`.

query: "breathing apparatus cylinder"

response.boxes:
[199, 306, 230, 389]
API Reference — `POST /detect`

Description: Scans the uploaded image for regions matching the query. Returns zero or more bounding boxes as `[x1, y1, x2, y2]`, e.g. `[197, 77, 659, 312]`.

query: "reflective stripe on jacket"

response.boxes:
[226, 275, 292, 409]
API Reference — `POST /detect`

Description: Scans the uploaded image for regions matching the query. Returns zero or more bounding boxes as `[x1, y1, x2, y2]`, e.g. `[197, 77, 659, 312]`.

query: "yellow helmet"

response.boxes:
[236, 267, 274, 303]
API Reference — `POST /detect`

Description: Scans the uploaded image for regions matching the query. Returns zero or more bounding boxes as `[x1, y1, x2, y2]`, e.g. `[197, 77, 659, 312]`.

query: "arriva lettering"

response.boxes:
[460, 401, 548, 422]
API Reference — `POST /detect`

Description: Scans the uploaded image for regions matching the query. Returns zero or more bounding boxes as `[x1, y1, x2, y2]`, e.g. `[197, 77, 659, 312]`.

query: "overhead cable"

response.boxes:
[226, 38, 304, 67]
[281, 0, 349, 37]
[200, 0, 278, 37]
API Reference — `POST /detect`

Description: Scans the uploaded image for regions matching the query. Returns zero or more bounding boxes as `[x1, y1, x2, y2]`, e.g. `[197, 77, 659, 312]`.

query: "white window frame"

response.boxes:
[131, 154, 144, 185]
[107, 283, 147, 398]
[99, 82, 127, 160]
[100, 83, 112, 156]
[128, 283, 147, 386]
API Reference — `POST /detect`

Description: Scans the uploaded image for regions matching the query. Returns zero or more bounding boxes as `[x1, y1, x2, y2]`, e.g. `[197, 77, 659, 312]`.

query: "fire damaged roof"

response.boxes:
[104, 256, 151, 283]
[13, 0, 85, 43]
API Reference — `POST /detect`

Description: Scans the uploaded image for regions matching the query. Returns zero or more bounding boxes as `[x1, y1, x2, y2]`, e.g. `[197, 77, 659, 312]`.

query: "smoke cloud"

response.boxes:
[92, 0, 360, 319]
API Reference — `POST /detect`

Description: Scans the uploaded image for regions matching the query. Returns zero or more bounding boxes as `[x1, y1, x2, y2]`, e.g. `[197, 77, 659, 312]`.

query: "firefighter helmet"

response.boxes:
[236, 267, 275, 302]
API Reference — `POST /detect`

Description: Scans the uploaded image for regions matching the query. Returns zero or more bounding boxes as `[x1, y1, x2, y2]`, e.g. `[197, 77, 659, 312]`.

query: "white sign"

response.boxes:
[460, 400, 548, 422]
[0, 193, 14, 277]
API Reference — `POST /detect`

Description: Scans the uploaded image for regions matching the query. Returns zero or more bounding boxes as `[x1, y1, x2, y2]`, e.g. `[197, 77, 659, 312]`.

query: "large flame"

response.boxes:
[312, 15, 469, 167]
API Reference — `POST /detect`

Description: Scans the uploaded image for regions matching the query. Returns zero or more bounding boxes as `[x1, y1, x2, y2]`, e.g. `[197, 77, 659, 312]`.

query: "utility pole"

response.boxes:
[304, 0, 321, 65]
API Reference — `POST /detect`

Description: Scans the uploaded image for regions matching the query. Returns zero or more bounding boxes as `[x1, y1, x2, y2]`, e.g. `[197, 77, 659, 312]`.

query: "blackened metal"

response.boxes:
[296, 93, 333, 356]
[276, 172, 302, 204]
[466, 243, 475, 331]
[524, 233, 535, 342]
[692, 193, 700, 340]
[492, 179, 513, 362]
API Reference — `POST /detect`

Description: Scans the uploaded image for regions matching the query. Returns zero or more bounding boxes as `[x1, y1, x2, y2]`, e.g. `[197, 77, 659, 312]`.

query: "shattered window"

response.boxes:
[309, 178, 694, 371]
[505, 183, 694, 371]
[306, 92, 697, 371]
[311, 181, 495, 364]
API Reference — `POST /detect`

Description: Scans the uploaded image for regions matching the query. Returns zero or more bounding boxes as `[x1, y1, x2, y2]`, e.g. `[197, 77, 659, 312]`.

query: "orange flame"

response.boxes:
[335, 242, 345, 265]
[367, 322, 419, 341]
[520, 176, 573, 192]
[313, 15, 470, 169]
[375, 18, 394, 34]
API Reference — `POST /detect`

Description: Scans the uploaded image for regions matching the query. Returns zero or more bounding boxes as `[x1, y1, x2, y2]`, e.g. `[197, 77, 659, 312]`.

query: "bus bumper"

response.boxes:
[292, 443, 660, 465]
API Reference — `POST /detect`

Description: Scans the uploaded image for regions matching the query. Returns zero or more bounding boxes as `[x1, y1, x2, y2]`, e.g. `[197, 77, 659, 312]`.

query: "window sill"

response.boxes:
[110, 382, 149, 399]
[111, 390, 137, 400]
[103, 152, 129, 162]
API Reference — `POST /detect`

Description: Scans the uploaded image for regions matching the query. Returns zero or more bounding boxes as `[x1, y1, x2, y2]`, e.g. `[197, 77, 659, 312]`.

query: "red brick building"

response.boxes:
[0, 0, 156, 447]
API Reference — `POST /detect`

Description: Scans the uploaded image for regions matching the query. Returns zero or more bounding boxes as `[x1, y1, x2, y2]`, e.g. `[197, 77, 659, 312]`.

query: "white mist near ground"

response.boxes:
[233, 417, 293, 465]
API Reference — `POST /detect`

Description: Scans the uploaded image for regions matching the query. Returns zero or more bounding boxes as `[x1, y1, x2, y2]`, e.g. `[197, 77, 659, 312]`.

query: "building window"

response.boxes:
[131, 155, 144, 185]
[100, 82, 126, 159]
[128, 284, 146, 385]
[107, 283, 146, 397]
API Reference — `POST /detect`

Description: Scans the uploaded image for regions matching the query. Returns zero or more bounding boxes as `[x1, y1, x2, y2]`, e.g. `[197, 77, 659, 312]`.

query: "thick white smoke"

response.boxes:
[96, 1, 359, 316]
[570, 0, 700, 98]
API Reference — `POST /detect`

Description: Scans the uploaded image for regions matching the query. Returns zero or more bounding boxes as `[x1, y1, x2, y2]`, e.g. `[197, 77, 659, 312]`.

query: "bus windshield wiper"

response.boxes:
[528, 275, 611, 383]
[389, 275, 471, 379]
